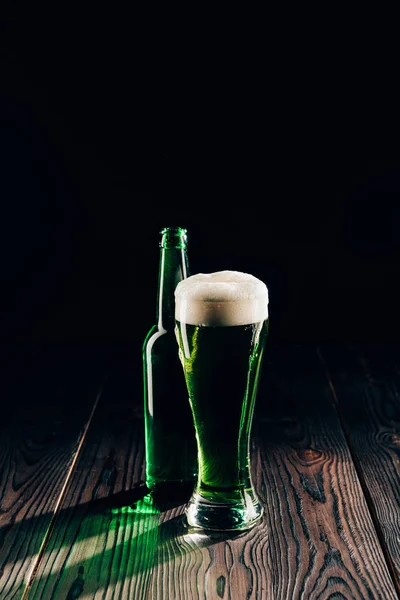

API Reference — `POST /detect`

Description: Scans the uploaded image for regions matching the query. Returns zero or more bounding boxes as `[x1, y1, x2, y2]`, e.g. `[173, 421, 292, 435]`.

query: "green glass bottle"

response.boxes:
[143, 227, 197, 496]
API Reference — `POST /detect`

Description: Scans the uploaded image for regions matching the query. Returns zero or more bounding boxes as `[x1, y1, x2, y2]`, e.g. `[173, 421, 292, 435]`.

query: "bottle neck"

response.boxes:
[157, 244, 189, 329]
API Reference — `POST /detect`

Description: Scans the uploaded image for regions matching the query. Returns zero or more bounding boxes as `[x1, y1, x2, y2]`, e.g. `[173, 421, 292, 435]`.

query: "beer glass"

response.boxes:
[175, 270, 269, 531]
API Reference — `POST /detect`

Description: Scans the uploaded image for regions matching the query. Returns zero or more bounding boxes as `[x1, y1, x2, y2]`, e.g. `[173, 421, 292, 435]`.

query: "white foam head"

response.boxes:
[175, 270, 269, 326]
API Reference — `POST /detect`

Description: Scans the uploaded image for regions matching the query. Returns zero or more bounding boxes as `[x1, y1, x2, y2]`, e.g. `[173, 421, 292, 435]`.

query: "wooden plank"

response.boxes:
[28, 346, 398, 599]
[319, 343, 400, 594]
[26, 359, 158, 599]
[0, 343, 105, 600]
[147, 345, 397, 599]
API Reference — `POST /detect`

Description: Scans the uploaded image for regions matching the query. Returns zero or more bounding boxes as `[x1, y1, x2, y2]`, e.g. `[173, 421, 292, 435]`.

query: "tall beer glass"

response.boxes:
[175, 270, 269, 531]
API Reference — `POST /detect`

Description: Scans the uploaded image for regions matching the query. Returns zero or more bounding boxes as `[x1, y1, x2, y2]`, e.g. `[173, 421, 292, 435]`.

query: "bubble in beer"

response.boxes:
[175, 270, 269, 326]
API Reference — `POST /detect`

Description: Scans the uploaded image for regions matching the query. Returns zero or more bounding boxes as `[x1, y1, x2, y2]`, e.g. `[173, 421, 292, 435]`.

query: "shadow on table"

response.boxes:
[18, 483, 253, 598]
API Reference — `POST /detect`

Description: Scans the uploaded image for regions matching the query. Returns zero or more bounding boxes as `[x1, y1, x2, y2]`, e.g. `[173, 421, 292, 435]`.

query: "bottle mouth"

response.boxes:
[160, 227, 188, 248]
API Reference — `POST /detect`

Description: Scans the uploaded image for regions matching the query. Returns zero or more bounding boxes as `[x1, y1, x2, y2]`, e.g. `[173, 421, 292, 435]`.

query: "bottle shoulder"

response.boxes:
[142, 324, 177, 350]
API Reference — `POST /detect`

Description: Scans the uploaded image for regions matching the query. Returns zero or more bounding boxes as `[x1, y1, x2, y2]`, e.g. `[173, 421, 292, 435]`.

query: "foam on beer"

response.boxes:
[175, 270, 269, 326]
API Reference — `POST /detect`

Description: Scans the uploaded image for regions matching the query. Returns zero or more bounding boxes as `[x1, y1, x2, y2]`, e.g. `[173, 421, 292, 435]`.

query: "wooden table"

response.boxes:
[1, 342, 400, 599]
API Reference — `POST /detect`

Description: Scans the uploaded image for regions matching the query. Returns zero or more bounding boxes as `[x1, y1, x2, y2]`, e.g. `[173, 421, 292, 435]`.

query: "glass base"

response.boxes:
[185, 490, 263, 531]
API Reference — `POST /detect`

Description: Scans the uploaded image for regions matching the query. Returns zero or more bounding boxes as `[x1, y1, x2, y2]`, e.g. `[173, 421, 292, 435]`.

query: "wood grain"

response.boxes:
[0, 344, 105, 600]
[26, 361, 157, 599]
[319, 343, 400, 594]
[26, 346, 399, 599]
[145, 346, 398, 599]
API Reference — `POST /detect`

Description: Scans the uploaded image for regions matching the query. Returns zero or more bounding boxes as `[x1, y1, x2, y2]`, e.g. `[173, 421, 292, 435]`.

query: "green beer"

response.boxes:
[175, 321, 268, 495]
[175, 270, 269, 530]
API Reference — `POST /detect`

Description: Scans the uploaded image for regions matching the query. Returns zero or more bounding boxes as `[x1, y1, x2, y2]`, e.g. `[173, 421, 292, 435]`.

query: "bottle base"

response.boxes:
[185, 491, 263, 532]
[148, 480, 196, 508]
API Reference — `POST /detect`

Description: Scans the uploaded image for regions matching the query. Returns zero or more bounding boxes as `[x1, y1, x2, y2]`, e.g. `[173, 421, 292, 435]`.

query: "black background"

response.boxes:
[1, 8, 400, 366]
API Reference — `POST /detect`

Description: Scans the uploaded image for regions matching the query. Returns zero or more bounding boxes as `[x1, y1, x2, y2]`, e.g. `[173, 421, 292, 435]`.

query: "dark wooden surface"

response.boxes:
[0, 345, 107, 600]
[319, 345, 400, 594]
[1, 344, 400, 599]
